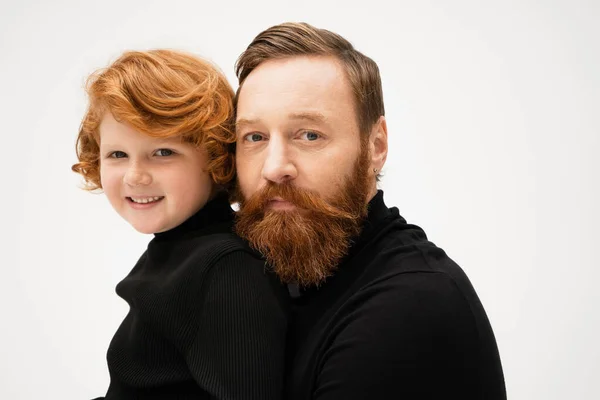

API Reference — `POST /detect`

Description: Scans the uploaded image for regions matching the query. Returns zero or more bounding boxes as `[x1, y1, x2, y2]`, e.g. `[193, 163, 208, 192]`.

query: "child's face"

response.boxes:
[98, 113, 215, 234]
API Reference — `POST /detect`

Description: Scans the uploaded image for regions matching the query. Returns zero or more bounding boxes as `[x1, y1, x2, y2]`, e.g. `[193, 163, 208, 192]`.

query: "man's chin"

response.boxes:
[236, 204, 362, 286]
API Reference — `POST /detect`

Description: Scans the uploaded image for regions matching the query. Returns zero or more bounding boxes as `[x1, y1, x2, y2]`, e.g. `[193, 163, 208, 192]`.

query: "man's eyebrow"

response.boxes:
[288, 111, 328, 124]
[235, 118, 259, 132]
[235, 112, 329, 133]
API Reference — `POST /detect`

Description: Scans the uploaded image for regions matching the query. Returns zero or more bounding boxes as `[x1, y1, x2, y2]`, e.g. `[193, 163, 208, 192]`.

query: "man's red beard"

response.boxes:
[235, 145, 372, 287]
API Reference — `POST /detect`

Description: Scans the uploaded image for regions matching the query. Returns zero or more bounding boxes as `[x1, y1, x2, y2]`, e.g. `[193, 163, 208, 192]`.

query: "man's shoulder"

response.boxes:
[361, 214, 462, 276]
[351, 216, 480, 312]
[330, 223, 488, 347]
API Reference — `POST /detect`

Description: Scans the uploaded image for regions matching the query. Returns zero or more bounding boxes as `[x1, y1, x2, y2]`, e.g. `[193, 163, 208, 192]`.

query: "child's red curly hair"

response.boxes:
[72, 49, 236, 190]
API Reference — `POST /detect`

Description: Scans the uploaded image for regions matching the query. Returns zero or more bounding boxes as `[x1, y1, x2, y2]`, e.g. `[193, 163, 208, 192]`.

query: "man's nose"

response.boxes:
[123, 163, 152, 187]
[261, 137, 297, 184]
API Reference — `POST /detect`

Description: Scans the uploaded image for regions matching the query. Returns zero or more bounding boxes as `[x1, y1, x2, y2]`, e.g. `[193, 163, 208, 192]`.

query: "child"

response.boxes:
[72, 50, 288, 400]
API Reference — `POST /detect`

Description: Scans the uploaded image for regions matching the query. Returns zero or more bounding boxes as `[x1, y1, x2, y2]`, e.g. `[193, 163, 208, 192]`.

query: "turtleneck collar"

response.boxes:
[344, 190, 402, 259]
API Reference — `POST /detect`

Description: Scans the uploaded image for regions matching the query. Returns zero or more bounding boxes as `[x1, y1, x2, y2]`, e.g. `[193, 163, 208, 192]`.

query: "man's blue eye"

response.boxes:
[246, 133, 264, 142]
[155, 149, 174, 156]
[303, 131, 320, 141]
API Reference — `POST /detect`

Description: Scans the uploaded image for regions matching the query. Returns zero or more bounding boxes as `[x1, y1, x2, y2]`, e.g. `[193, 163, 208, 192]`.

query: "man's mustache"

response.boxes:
[240, 182, 358, 220]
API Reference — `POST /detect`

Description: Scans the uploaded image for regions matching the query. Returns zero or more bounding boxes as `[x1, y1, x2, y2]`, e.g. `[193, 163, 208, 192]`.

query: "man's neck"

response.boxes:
[366, 184, 379, 204]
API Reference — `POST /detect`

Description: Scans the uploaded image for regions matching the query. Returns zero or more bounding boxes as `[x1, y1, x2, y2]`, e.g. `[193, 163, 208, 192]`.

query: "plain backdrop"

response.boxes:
[1, 0, 598, 399]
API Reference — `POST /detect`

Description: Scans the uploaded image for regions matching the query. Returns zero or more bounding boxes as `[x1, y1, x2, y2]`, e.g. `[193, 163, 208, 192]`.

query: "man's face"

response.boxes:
[235, 55, 364, 206]
[235, 56, 373, 286]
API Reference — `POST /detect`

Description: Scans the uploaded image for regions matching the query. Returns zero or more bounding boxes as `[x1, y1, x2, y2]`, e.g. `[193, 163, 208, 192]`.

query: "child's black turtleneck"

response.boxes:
[94, 193, 288, 400]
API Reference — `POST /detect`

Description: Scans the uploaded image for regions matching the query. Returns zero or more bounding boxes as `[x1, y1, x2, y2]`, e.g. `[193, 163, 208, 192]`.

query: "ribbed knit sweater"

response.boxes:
[93, 194, 288, 400]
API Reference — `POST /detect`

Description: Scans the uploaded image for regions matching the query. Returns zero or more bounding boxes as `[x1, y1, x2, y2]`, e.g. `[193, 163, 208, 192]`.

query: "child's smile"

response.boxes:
[126, 196, 165, 209]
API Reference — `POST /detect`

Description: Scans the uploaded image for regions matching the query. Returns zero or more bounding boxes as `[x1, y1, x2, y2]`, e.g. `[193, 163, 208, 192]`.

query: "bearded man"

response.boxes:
[232, 22, 506, 400]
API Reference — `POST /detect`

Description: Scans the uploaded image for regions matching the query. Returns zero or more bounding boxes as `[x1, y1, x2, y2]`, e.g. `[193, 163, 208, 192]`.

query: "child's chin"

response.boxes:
[131, 223, 162, 235]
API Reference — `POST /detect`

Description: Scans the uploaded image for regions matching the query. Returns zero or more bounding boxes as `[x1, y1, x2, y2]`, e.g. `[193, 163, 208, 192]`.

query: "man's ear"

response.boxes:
[369, 116, 388, 176]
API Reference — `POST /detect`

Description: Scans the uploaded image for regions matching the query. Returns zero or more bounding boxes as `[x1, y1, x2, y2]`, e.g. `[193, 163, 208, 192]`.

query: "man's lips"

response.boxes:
[267, 197, 296, 210]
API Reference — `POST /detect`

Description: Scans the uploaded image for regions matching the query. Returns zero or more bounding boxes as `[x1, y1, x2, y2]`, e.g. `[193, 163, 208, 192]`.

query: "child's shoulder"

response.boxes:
[154, 229, 261, 270]
[186, 228, 252, 250]
[190, 231, 255, 260]
[140, 230, 265, 293]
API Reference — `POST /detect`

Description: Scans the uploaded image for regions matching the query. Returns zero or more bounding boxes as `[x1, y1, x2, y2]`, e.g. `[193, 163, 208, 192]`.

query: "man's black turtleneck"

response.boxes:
[286, 190, 506, 400]
[94, 193, 288, 400]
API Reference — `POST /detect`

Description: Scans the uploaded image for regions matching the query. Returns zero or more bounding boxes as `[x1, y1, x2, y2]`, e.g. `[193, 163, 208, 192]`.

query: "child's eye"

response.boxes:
[154, 149, 174, 157]
[109, 151, 127, 159]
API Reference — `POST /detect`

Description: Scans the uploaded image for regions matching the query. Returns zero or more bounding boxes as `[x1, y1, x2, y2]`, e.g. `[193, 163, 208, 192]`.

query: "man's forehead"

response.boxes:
[240, 56, 348, 96]
[237, 58, 352, 118]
